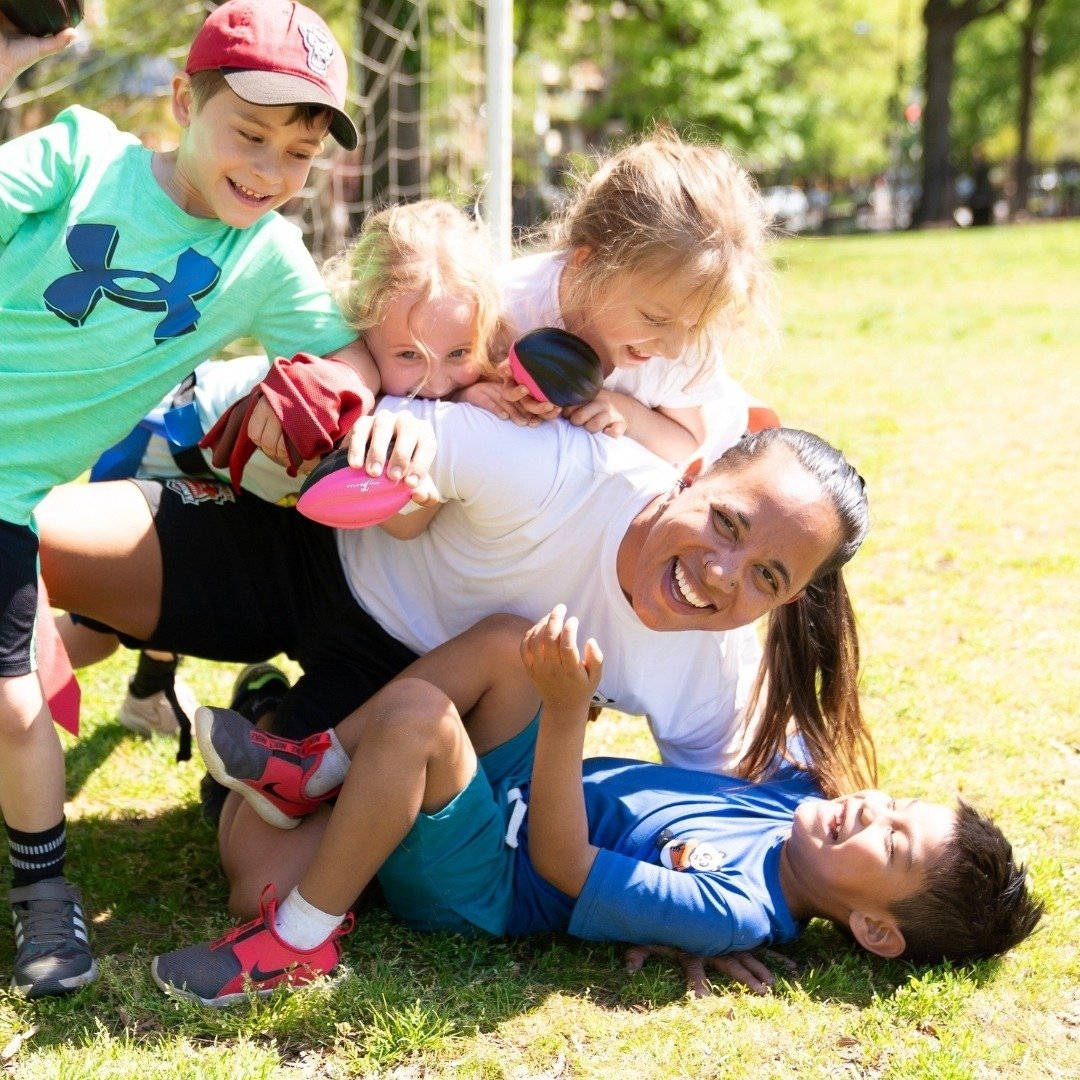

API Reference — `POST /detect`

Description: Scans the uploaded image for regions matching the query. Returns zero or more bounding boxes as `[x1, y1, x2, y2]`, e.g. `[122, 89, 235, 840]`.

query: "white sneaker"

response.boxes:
[118, 676, 198, 737]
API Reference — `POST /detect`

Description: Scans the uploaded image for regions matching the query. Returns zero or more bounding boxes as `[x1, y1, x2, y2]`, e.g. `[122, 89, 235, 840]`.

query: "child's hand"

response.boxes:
[244, 397, 292, 467]
[344, 408, 437, 490]
[502, 382, 562, 424]
[0, 15, 76, 96]
[563, 390, 627, 439]
[521, 605, 603, 717]
[493, 359, 562, 425]
[624, 944, 783, 998]
[452, 381, 529, 424]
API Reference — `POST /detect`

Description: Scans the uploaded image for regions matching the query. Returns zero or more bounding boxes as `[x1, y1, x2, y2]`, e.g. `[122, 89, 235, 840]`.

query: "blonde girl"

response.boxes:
[323, 198, 505, 401]
[488, 129, 775, 464]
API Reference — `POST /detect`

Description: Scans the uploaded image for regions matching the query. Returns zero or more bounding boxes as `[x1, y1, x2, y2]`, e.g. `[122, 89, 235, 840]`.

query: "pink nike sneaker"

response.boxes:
[194, 706, 341, 830]
[151, 886, 352, 1008]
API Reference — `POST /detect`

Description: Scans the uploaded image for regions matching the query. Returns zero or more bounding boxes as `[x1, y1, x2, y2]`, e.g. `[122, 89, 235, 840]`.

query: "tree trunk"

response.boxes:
[917, 14, 959, 225]
[1013, 0, 1047, 217]
[915, 0, 1012, 227]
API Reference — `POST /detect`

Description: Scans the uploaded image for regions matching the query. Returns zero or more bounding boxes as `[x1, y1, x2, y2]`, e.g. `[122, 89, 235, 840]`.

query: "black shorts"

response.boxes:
[124, 477, 419, 738]
[0, 521, 39, 678]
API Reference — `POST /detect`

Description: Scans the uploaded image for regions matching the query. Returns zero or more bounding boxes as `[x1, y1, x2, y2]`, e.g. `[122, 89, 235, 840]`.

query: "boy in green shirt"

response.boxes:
[0, 1, 365, 997]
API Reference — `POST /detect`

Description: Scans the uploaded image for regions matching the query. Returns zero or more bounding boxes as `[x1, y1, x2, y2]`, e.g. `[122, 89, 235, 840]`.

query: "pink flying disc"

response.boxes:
[297, 448, 412, 529]
[0, 0, 82, 36]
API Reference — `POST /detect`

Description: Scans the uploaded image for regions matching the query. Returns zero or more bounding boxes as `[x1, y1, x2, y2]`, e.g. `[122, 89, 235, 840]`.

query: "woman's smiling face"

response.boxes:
[620, 446, 842, 633]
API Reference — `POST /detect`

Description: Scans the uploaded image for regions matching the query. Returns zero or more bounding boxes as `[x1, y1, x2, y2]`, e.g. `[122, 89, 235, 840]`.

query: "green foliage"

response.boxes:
[953, 0, 1080, 161]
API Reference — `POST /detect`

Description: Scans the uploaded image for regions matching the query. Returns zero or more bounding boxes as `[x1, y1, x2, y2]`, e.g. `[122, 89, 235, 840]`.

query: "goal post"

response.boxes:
[483, 0, 514, 263]
[345, 0, 513, 260]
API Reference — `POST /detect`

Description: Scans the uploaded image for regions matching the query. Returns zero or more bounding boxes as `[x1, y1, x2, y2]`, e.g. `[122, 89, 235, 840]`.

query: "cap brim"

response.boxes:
[223, 69, 358, 150]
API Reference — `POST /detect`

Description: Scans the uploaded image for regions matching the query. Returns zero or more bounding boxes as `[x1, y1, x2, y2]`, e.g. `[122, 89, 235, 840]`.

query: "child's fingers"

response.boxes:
[355, 411, 437, 486]
[245, 400, 289, 465]
[542, 604, 567, 646]
[402, 421, 437, 487]
[408, 475, 441, 507]
[500, 382, 532, 403]
[583, 637, 604, 676]
[517, 396, 560, 419]
[523, 605, 565, 663]
[561, 615, 582, 667]
[706, 951, 774, 995]
[344, 416, 375, 470]
[383, 422, 418, 483]
[373, 413, 409, 479]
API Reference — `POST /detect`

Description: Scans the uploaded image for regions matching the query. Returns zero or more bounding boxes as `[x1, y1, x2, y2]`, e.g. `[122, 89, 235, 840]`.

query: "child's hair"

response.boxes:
[187, 70, 332, 133]
[538, 128, 775, 385]
[890, 800, 1043, 962]
[717, 427, 875, 799]
[323, 199, 504, 384]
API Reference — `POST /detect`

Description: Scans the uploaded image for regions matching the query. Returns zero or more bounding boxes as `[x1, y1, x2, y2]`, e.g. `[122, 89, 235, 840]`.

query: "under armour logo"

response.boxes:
[43, 223, 220, 342]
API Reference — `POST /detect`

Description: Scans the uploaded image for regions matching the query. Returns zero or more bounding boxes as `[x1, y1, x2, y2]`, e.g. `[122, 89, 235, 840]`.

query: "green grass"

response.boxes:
[3, 222, 1078, 1077]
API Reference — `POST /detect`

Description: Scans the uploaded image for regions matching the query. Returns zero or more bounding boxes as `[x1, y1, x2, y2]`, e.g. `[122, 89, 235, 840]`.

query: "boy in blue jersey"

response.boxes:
[0, 1, 412, 998]
[152, 608, 1043, 1008]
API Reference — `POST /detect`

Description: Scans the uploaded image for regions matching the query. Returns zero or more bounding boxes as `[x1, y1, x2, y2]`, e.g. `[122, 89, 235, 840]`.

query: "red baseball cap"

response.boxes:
[185, 0, 358, 150]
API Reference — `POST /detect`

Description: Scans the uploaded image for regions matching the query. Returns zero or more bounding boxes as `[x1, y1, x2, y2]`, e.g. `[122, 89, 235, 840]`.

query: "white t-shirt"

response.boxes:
[137, 355, 303, 505]
[337, 398, 764, 773]
[501, 251, 748, 457]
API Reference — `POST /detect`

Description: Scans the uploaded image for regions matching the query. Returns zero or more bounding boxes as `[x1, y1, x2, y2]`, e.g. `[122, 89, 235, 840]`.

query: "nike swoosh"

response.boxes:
[249, 961, 297, 983]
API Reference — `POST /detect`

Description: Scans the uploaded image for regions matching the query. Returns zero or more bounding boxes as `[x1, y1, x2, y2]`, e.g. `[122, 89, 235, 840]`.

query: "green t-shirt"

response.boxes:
[0, 105, 355, 525]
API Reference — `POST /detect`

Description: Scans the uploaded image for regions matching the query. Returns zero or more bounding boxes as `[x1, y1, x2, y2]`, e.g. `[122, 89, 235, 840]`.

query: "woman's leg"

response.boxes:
[37, 481, 162, 642]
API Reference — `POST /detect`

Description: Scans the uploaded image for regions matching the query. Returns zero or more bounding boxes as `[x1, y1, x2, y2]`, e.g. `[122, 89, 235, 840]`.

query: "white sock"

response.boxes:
[273, 887, 345, 951]
[305, 729, 351, 797]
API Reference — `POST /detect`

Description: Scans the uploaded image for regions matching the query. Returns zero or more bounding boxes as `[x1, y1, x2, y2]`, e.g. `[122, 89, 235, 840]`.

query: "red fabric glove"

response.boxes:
[200, 353, 375, 490]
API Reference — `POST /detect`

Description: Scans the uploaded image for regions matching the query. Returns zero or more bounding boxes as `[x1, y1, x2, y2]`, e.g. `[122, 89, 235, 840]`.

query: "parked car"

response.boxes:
[762, 185, 810, 233]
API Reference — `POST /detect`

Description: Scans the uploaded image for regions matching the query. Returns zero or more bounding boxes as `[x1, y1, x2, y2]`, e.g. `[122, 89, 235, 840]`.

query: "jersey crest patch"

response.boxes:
[657, 829, 725, 872]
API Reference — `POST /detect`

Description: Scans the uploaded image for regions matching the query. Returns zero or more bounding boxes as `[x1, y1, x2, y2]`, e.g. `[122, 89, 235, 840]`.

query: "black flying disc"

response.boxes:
[0, 0, 83, 37]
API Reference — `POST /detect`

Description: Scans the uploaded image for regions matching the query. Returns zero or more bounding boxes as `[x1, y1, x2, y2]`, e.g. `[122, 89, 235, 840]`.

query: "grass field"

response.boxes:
[1, 222, 1077, 1078]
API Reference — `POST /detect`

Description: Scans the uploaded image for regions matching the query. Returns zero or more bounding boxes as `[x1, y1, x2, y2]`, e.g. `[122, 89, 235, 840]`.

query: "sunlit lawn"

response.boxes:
[1, 221, 1076, 1078]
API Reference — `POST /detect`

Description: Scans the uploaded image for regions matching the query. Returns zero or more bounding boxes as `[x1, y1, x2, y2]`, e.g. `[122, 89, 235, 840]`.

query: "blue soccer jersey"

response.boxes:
[507, 759, 822, 956]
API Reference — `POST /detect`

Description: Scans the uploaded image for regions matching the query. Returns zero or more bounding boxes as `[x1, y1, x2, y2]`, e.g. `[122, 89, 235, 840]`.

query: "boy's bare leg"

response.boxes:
[55, 615, 120, 668]
[0, 675, 65, 830]
[332, 612, 538, 757]
[221, 614, 540, 918]
[299, 678, 479, 916]
[36, 481, 163, 641]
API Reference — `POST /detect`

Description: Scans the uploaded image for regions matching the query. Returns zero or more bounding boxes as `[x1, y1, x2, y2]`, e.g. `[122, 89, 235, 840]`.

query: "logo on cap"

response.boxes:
[298, 21, 335, 77]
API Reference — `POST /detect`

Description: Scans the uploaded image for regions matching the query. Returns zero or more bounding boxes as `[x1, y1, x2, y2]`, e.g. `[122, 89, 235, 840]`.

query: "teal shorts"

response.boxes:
[377, 714, 539, 937]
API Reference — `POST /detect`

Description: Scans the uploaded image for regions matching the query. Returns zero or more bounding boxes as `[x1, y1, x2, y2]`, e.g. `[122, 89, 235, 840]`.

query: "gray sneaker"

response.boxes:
[10, 877, 99, 998]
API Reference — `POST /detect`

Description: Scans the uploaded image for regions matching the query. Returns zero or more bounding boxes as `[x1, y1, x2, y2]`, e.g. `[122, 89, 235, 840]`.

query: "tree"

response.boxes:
[1013, 0, 1049, 214]
[915, 0, 1012, 226]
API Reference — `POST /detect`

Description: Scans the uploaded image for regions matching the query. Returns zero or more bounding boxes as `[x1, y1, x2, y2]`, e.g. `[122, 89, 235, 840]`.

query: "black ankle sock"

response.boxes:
[129, 653, 179, 699]
[8, 819, 66, 887]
